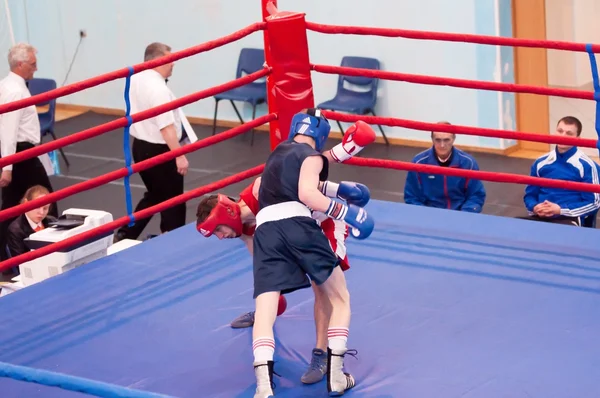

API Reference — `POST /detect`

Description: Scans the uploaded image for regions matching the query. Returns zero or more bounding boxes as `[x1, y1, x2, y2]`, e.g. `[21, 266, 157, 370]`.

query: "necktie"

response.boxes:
[34, 225, 44, 232]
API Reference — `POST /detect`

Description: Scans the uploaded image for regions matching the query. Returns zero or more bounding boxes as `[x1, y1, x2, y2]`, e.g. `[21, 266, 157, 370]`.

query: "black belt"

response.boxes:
[16, 142, 36, 151]
[133, 138, 170, 148]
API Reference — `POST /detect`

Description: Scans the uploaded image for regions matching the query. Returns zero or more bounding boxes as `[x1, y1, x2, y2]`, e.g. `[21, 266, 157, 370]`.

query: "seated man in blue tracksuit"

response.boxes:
[523, 116, 600, 227]
[404, 123, 486, 212]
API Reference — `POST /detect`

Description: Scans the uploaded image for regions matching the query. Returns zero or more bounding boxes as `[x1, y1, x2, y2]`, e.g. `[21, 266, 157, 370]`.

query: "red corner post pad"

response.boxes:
[265, 7, 315, 150]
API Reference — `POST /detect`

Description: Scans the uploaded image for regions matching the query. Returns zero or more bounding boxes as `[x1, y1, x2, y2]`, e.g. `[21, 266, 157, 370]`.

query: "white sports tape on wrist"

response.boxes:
[322, 181, 340, 198]
[326, 199, 348, 220]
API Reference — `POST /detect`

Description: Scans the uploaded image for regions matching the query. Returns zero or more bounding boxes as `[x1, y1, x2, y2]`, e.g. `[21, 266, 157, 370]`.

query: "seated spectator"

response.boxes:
[6, 185, 55, 259]
[404, 122, 486, 212]
[522, 116, 600, 227]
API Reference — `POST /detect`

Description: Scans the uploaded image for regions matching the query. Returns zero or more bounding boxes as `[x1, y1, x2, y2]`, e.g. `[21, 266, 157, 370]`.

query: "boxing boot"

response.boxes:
[253, 360, 275, 398]
[326, 348, 357, 396]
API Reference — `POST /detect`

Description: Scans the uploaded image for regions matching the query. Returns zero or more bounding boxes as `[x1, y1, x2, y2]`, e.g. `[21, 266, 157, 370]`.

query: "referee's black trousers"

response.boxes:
[117, 138, 185, 240]
[0, 142, 58, 261]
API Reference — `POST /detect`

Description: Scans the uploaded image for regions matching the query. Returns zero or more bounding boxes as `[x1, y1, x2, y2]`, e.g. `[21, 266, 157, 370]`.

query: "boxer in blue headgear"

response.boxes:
[288, 108, 331, 152]
[248, 106, 375, 397]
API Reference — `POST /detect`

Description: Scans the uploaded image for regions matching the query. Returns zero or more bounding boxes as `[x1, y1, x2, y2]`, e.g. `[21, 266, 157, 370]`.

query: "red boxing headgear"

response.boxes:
[196, 194, 243, 238]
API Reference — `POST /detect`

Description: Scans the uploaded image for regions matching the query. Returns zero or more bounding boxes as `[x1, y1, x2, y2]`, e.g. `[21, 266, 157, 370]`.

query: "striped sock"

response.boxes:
[328, 327, 349, 351]
[253, 337, 275, 363]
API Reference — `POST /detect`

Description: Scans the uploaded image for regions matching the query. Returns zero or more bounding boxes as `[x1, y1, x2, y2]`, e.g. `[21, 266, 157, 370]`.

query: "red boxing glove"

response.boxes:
[329, 120, 376, 163]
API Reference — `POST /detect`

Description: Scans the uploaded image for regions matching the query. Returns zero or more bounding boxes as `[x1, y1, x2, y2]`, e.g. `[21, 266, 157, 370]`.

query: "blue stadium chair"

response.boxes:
[3, 245, 22, 278]
[27, 78, 70, 167]
[212, 48, 267, 145]
[318, 56, 389, 145]
[4, 245, 18, 275]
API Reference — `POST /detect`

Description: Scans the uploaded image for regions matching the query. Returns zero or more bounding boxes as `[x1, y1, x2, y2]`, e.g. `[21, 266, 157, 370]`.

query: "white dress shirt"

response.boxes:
[129, 69, 182, 144]
[25, 213, 43, 232]
[0, 72, 41, 171]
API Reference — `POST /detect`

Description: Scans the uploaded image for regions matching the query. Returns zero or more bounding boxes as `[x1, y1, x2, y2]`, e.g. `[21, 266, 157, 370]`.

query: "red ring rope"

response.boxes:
[321, 111, 599, 149]
[2, 10, 598, 275]
[0, 22, 266, 115]
[346, 157, 600, 194]
[0, 114, 275, 223]
[0, 165, 265, 272]
[0, 68, 270, 169]
[0, 20, 271, 274]
[305, 22, 600, 53]
[312, 64, 594, 101]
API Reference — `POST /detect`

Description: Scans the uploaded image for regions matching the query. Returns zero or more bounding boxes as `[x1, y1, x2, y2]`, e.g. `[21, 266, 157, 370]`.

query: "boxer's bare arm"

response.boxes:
[252, 176, 261, 199]
[239, 183, 257, 254]
[239, 199, 256, 225]
[252, 171, 328, 214]
[322, 151, 335, 164]
[298, 156, 331, 213]
[240, 234, 254, 255]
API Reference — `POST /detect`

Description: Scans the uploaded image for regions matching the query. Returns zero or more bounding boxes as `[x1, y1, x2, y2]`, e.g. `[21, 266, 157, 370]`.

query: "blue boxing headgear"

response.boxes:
[288, 108, 331, 152]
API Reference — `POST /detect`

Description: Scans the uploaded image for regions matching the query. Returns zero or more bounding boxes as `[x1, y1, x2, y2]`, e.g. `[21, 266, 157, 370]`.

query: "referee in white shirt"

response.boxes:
[0, 43, 57, 261]
[115, 42, 189, 241]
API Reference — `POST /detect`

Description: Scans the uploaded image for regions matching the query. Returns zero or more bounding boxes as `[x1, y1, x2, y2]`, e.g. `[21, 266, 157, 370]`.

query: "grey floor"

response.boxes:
[49, 112, 536, 237]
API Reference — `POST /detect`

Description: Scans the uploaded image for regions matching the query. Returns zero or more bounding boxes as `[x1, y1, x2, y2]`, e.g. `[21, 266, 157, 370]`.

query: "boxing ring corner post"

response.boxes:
[261, 0, 279, 150]
[262, 1, 316, 150]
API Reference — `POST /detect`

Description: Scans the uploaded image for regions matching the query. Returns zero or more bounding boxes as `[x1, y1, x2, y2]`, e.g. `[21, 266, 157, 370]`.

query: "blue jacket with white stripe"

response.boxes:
[404, 147, 486, 213]
[524, 146, 600, 218]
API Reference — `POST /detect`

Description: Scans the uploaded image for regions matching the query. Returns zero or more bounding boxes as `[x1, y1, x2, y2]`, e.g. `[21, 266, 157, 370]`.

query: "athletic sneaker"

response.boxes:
[230, 311, 255, 328]
[301, 348, 327, 384]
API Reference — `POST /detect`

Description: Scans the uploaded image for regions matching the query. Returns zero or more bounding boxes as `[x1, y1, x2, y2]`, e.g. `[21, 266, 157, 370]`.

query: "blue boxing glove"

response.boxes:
[325, 198, 374, 239]
[321, 180, 371, 207]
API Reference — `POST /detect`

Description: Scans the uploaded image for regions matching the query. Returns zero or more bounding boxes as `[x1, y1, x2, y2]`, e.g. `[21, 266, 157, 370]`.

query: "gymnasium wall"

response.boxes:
[546, 0, 600, 89]
[0, 0, 19, 77]
[545, 0, 600, 157]
[4, 0, 516, 150]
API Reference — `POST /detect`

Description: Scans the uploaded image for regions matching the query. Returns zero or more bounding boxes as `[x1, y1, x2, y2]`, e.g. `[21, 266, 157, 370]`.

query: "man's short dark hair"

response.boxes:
[144, 42, 171, 62]
[196, 195, 218, 224]
[558, 116, 582, 136]
[195, 194, 239, 224]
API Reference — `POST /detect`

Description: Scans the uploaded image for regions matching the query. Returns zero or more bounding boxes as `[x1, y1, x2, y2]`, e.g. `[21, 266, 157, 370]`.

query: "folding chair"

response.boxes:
[212, 48, 267, 145]
[318, 56, 389, 145]
[28, 78, 70, 167]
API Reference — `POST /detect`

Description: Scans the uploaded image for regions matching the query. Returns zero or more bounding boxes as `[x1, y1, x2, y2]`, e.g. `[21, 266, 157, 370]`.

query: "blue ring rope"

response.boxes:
[0, 361, 175, 398]
[585, 44, 600, 152]
[123, 66, 135, 226]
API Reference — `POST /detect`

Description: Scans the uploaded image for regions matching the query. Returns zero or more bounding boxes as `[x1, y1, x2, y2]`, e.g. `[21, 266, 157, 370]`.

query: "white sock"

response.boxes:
[327, 327, 349, 351]
[253, 337, 275, 363]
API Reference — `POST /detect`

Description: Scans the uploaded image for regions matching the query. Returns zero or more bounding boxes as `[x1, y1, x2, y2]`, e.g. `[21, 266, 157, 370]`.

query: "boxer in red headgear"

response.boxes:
[196, 194, 245, 238]
[196, 117, 376, 385]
